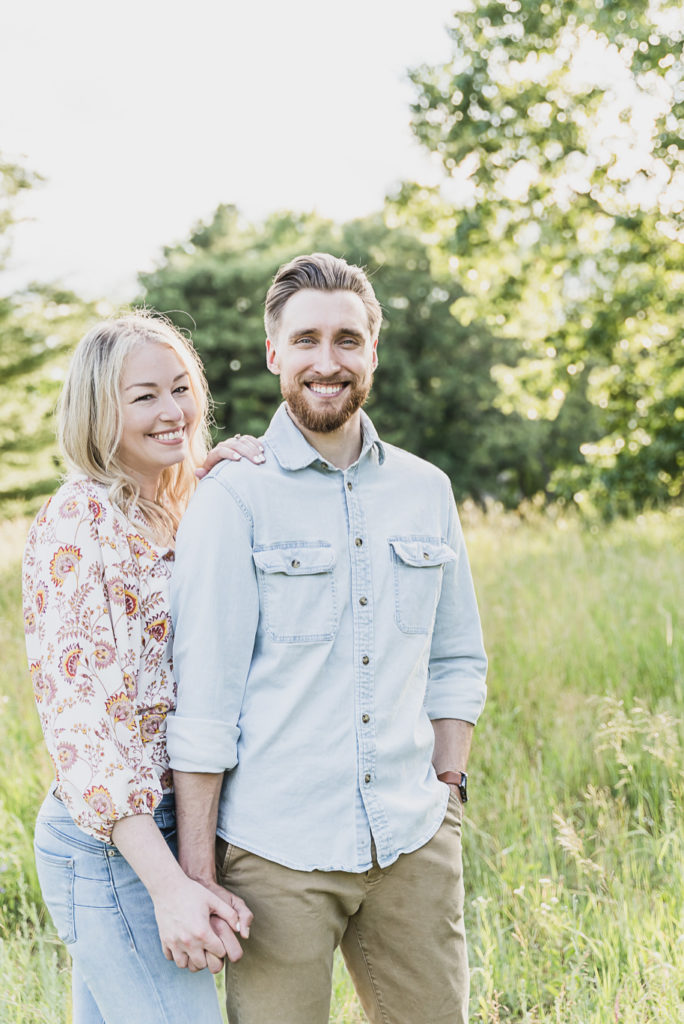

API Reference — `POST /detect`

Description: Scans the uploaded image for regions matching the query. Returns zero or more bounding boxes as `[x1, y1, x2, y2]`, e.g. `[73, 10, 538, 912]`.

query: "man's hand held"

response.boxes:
[171, 769, 253, 964]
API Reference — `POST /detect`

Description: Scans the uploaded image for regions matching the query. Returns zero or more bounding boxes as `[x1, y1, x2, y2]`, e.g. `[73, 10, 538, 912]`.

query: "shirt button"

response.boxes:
[423, 552, 430, 560]
[321, 462, 329, 470]
[347, 481, 353, 491]
[291, 559, 300, 568]
[362, 713, 370, 723]
[355, 537, 363, 547]
[362, 655, 370, 665]
[359, 596, 368, 606]
[364, 773, 371, 784]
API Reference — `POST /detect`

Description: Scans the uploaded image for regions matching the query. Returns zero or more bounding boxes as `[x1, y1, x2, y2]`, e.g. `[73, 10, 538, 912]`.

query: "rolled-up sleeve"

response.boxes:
[424, 483, 487, 724]
[167, 473, 259, 773]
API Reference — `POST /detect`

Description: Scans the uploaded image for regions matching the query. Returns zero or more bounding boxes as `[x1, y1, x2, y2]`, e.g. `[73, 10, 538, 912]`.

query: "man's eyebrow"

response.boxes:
[287, 328, 366, 342]
[287, 328, 320, 343]
[125, 372, 188, 390]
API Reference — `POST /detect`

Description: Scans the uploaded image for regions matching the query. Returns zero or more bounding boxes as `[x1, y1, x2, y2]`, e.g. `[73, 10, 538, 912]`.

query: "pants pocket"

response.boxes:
[34, 845, 76, 944]
[445, 787, 464, 829]
[216, 837, 237, 880]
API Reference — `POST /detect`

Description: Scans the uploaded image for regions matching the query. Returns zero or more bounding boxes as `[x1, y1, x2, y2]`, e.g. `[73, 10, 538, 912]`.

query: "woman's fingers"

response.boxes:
[158, 880, 253, 971]
[231, 894, 254, 938]
[196, 434, 265, 478]
[207, 886, 254, 961]
[207, 884, 253, 936]
[210, 914, 244, 963]
[204, 950, 226, 975]
[165, 927, 227, 971]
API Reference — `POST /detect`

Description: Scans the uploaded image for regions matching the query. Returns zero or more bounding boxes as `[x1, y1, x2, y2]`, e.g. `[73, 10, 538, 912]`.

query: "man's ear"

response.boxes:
[371, 337, 379, 372]
[265, 338, 280, 375]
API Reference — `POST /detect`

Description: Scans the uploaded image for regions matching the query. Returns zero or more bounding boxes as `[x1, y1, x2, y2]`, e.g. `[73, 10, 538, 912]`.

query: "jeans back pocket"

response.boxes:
[34, 844, 76, 944]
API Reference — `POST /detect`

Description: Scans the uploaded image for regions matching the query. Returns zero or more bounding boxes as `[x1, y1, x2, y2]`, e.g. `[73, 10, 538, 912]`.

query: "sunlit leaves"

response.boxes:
[406, 0, 684, 513]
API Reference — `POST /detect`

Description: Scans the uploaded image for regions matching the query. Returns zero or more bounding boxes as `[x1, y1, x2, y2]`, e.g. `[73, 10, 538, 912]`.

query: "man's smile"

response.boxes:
[306, 382, 349, 397]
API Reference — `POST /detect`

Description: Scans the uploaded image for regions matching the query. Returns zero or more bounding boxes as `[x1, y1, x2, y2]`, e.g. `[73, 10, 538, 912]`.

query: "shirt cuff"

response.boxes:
[166, 716, 240, 773]
[425, 687, 487, 725]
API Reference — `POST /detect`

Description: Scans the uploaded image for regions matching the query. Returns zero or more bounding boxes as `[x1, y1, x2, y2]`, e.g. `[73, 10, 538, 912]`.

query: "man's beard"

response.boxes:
[281, 376, 373, 433]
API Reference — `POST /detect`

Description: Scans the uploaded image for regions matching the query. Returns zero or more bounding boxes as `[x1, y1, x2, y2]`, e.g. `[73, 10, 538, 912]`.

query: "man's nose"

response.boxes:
[313, 342, 341, 377]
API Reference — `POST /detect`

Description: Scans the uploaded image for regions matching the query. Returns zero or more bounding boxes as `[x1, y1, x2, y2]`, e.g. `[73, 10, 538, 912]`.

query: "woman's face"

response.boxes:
[117, 340, 198, 498]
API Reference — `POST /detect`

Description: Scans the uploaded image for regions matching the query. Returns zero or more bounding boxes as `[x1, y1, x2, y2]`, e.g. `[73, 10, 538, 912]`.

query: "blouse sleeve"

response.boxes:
[23, 485, 164, 842]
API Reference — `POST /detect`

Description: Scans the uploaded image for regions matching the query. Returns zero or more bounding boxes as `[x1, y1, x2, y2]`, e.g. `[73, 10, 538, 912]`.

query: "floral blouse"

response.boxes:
[23, 477, 177, 842]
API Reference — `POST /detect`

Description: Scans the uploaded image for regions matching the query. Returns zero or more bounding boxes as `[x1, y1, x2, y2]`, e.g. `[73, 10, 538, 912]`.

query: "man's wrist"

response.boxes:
[437, 769, 468, 803]
[178, 854, 218, 886]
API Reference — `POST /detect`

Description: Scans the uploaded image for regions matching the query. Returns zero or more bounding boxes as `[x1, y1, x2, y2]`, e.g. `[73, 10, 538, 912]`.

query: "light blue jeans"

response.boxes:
[34, 786, 223, 1024]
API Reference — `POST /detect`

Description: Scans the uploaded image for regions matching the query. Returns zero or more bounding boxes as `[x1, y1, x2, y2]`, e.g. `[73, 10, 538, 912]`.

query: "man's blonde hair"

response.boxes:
[57, 310, 211, 540]
[264, 253, 383, 340]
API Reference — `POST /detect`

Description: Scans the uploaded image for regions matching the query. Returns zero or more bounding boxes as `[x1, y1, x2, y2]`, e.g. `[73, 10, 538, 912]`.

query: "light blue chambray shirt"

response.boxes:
[167, 403, 487, 871]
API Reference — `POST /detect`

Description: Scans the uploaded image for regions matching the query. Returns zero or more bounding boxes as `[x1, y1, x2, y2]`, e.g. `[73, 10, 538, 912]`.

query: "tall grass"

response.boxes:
[1, 509, 682, 1022]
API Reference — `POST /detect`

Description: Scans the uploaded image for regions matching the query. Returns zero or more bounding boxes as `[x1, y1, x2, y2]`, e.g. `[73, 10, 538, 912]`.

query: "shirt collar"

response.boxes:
[264, 402, 386, 471]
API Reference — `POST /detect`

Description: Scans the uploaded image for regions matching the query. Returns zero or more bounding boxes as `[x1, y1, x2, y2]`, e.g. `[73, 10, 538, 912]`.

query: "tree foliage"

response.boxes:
[405, 0, 684, 513]
[0, 159, 40, 268]
[0, 158, 97, 513]
[5, 3, 683, 517]
[140, 205, 536, 503]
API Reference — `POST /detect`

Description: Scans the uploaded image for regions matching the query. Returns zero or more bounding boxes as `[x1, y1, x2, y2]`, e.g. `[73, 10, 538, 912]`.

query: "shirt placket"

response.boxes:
[343, 461, 393, 865]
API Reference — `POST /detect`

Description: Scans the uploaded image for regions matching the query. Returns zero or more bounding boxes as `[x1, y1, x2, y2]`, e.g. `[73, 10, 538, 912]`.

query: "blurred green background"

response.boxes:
[2, 0, 682, 522]
[1, 3, 683, 1021]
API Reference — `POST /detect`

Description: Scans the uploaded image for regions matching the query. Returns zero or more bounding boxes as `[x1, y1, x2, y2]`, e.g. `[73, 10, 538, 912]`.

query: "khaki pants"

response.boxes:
[216, 792, 468, 1024]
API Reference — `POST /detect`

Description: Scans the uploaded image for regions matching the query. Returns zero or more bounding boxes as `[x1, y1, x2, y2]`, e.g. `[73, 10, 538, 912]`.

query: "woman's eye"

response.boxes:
[173, 385, 189, 394]
[133, 393, 154, 402]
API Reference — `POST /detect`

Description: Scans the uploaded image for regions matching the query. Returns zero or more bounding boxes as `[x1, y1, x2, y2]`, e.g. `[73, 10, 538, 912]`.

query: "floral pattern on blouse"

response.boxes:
[23, 477, 177, 842]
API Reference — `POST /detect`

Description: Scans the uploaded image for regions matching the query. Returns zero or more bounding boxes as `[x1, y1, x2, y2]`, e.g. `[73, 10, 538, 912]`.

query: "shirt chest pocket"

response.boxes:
[389, 537, 457, 635]
[252, 543, 338, 643]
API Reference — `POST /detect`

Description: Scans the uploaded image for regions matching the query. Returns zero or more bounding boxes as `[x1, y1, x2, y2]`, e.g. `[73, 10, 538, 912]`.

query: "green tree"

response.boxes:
[141, 204, 532, 503]
[406, 0, 684, 513]
[0, 158, 39, 265]
[0, 159, 98, 513]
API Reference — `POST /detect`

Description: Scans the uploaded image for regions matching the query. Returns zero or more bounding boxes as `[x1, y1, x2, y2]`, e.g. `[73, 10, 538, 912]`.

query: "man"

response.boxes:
[167, 253, 487, 1024]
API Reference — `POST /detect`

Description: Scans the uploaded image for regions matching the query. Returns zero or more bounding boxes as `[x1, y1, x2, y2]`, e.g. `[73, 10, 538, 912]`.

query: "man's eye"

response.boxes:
[295, 337, 315, 345]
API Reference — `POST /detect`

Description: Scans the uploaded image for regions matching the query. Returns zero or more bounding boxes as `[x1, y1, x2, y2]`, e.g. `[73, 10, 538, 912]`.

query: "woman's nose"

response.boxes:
[159, 393, 183, 419]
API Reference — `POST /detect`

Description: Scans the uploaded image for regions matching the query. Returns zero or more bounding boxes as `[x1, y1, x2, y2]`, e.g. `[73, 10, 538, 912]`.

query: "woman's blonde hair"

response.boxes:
[57, 310, 211, 541]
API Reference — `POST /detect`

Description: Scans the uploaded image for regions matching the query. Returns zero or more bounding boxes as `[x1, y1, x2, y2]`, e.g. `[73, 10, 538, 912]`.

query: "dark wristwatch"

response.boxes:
[437, 769, 468, 804]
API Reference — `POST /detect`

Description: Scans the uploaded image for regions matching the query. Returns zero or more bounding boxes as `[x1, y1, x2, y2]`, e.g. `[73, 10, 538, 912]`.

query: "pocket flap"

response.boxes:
[253, 543, 335, 575]
[389, 537, 457, 568]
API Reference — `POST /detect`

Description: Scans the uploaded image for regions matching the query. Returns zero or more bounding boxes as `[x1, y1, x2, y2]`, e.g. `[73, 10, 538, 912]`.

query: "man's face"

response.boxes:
[266, 289, 378, 434]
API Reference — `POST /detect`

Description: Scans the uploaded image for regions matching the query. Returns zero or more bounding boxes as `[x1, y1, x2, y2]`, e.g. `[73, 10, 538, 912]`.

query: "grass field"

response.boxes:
[1, 507, 682, 1023]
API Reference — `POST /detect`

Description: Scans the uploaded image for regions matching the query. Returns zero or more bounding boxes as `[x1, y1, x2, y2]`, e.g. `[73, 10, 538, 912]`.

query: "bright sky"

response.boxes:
[1, 0, 455, 299]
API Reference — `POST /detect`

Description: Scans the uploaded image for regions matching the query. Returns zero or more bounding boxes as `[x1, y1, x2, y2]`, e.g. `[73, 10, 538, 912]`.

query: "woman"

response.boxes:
[22, 311, 262, 1024]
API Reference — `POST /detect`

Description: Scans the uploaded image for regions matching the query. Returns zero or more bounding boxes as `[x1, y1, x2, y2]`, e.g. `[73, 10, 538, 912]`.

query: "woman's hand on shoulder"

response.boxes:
[196, 435, 265, 480]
